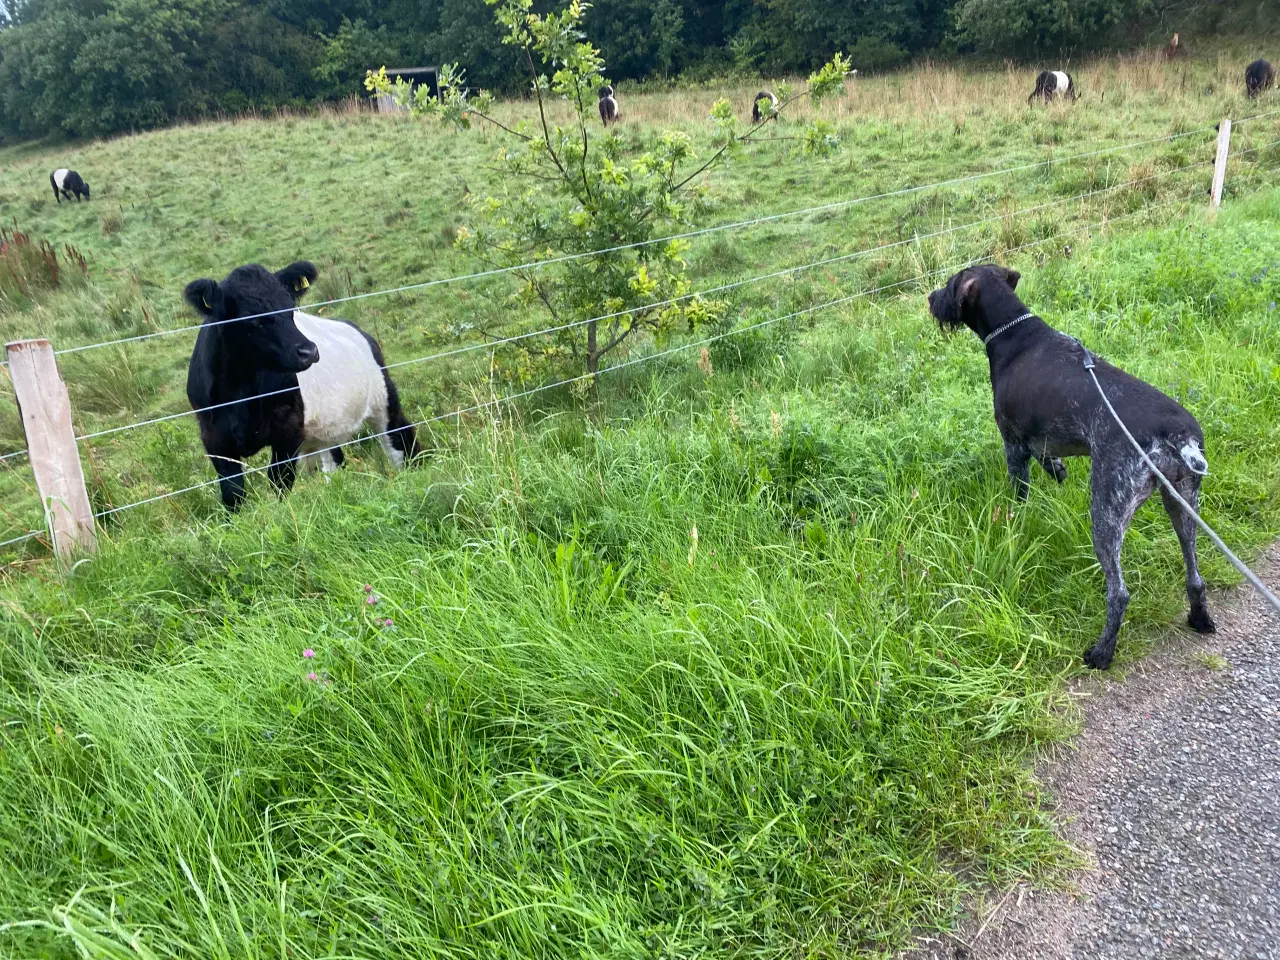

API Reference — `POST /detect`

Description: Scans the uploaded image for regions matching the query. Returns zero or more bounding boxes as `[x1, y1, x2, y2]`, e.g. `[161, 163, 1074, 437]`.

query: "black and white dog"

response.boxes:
[50, 168, 90, 202]
[1028, 70, 1078, 103]
[185, 261, 417, 510]
[928, 265, 1215, 670]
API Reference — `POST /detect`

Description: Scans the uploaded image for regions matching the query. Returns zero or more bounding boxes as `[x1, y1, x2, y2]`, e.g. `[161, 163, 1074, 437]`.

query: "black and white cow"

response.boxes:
[751, 90, 778, 124]
[1028, 70, 1078, 103]
[1246, 59, 1275, 98]
[50, 168, 90, 203]
[598, 85, 620, 126]
[184, 261, 418, 510]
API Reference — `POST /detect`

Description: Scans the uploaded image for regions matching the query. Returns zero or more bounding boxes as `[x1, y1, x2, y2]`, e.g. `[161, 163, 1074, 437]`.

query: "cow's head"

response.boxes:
[184, 261, 320, 373]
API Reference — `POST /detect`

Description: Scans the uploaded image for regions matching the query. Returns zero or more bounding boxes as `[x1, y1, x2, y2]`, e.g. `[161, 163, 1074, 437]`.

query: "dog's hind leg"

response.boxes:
[1083, 467, 1154, 669]
[1005, 442, 1032, 500]
[1036, 455, 1068, 483]
[1161, 478, 1216, 635]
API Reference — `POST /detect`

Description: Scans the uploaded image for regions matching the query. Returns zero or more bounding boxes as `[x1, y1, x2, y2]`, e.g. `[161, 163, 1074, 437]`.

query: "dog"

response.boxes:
[927, 265, 1216, 669]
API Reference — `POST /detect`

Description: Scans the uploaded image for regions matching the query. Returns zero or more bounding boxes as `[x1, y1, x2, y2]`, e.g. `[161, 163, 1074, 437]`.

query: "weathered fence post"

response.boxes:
[1210, 118, 1233, 210]
[6, 339, 96, 558]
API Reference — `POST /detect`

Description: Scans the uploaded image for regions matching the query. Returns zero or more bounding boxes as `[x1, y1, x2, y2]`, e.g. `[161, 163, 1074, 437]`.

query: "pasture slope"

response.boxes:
[1, 51, 1280, 958]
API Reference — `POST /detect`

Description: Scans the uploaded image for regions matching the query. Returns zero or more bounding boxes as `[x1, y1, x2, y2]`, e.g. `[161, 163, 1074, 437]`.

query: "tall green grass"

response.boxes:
[2, 48, 1280, 957]
[1, 192, 1279, 957]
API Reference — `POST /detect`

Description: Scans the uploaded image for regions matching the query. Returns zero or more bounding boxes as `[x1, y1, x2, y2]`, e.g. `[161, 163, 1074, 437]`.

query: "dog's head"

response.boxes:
[927, 264, 1021, 334]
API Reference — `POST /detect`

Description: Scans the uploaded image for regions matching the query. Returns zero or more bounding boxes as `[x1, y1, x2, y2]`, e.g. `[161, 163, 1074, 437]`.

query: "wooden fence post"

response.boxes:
[6, 339, 96, 559]
[1210, 118, 1232, 210]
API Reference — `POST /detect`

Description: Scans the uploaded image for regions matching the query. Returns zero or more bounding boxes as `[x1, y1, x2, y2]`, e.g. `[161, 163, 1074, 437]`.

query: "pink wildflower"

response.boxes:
[307, 671, 319, 682]
[366, 594, 379, 606]
[302, 648, 315, 659]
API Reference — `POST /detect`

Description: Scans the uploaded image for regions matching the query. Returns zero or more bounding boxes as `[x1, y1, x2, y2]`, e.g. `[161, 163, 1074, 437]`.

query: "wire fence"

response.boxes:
[67, 153, 1236, 447]
[2, 124, 1278, 552]
[0, 180, 1221, 552]
[0, 120, 1239, 370]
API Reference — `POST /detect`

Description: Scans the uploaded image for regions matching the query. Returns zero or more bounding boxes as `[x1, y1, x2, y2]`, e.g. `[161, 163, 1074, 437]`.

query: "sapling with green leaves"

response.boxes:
[367, 0, 852, 382]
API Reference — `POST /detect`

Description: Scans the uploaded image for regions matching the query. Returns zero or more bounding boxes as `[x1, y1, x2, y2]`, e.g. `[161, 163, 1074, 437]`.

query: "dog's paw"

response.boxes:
[1188, 608, 1217, 635]
[1047, 458, 1068, 483]
[1082, 646, 1114, 670]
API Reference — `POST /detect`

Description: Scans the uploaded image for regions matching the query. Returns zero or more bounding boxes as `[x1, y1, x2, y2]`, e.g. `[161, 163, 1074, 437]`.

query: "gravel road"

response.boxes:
[906, 544, 1280, 960]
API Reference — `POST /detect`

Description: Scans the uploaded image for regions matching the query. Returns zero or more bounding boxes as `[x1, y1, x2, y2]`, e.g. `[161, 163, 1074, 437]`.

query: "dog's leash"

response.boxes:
[1077, 341, 1280, 615]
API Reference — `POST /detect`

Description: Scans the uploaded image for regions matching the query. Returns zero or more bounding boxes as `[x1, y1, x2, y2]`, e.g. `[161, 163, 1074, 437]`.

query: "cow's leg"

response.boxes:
[268, 443, 301, 495]
[374, 384, 417, 470]
[53, 186, 61, 204]
[211, 455, 248, 511]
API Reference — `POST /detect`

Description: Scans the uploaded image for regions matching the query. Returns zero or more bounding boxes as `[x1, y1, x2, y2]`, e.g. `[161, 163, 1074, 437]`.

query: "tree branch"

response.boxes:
[670, 90, 814, 193]
[466, 110, 534, 141]
[525, 45, 574, 192]
[597, 315, 644, 359]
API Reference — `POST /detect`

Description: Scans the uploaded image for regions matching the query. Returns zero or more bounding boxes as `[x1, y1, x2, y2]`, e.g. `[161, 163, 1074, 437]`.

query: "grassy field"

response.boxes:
[1, 46, 1279, 958]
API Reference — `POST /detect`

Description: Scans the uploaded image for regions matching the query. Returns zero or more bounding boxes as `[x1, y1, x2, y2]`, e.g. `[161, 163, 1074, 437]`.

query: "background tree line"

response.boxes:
[0, 0, 1272, 140]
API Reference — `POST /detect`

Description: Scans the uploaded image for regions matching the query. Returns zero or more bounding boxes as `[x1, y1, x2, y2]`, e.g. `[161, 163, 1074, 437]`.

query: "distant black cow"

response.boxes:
[50, 168, 90, 203]
[751, 90, 778, 123]
[1028, 70, 1078, 103]
[1246, 59, 1275, 98]
[184, 261, 417, 510]
[598, 85, 619, 126]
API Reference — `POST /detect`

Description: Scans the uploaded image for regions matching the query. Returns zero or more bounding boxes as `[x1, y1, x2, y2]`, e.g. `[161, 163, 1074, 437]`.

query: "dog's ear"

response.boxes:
[1003, 268, 1021, 290]
[959, 272, 981, 305]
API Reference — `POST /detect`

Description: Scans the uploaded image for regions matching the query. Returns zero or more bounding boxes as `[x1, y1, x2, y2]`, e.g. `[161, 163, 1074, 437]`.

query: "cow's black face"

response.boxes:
[185, 262, 320, 373]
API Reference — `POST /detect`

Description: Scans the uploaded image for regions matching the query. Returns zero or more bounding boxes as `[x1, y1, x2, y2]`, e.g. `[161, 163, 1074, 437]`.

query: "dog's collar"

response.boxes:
[983, 312, 1036, 346]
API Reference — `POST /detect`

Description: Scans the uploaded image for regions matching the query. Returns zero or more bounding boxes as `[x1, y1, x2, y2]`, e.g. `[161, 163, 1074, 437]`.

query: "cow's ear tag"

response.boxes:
[299, 277, 310, 290]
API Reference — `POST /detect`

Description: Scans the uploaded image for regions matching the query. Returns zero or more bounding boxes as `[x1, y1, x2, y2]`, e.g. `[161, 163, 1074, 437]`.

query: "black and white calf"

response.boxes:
[50, 168, 90, 202]
[928, 265, 1215, 670]
[1028, 70, 1077, 103]
[1246, 59, 1275, 98]
[751, 90, 777, 123]
[184, 261, 417, 510]
[598, 85, 619, 126]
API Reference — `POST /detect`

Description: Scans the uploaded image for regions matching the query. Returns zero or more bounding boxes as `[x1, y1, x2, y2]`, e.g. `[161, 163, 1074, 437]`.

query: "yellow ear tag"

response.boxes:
[299, 277, 310, 290]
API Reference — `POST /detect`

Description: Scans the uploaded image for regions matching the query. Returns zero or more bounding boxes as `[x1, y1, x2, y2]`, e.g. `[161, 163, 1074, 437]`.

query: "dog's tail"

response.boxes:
[1175, 437, 1209, 477]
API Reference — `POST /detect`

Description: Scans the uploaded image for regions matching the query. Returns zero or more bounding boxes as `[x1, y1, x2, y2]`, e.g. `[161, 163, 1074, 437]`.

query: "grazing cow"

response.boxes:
[928, 265, 1216, 670]
[598, 85, 619, 126]
[50, 168, 90, 203]
[751, 90, 778, 123]
[1165, 33, 1184, 60]
[1028, 70, 1078, 103]
[1246, 59, 1275, 98]
[184, 261, 418, 510]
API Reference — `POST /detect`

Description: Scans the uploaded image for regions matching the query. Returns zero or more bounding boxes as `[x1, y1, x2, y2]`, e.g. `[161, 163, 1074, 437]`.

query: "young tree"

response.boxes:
[368, 0, 851, 382]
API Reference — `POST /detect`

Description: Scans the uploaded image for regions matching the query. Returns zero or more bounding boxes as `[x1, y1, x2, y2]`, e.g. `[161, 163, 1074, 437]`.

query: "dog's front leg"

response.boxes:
[1004, 442, 1032, 500]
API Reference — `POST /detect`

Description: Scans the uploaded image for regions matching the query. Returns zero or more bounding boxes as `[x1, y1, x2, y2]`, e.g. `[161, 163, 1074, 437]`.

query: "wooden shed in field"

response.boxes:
[372, 67, 441, 112]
